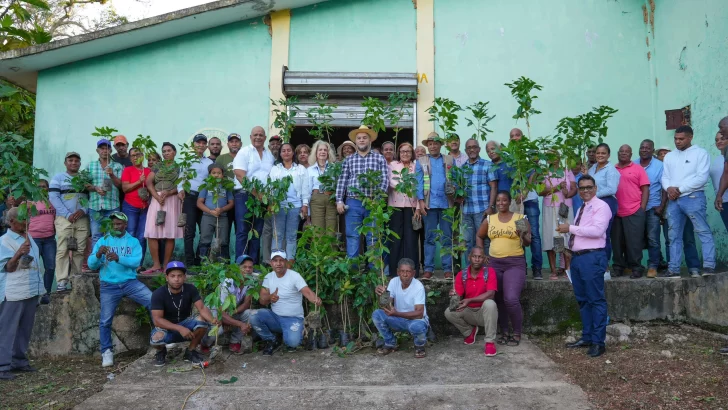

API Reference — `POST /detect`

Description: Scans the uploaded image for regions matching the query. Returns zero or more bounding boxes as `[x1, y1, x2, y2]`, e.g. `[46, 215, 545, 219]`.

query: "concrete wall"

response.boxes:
[288, 0, 416, 73]
[34, 19, 271, 176]
[433, 0, 653, 145]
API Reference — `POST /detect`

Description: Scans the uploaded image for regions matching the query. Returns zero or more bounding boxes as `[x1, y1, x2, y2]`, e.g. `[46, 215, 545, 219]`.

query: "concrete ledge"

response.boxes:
[29, 273, 728, 356]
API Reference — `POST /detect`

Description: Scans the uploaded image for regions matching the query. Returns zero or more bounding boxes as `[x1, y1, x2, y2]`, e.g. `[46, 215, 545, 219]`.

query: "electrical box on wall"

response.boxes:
[665, 105, 691, 130]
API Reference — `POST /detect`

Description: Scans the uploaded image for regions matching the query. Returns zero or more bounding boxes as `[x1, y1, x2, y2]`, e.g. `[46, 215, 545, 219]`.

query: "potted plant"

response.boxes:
[271, 96, 300, 143]
[131, 134, 158, 202]
[239, 175, 292, 255]
[198, 173, 235, 259]
[174, 143, 202, 227]
[91, 126, 120, 191]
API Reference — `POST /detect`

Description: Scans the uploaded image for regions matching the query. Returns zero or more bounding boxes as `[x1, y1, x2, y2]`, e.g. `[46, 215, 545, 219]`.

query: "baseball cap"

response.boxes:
[657, 146, 671, 152]
[236, 254, 253, 265]
[113, 135, 128, 145]
[165, 261, 187, 274]
[109, 211, 128, 222]
[193, 134, 208, 143]
[269, 135, 281, 141]
[97, 139, 112, 147]
[270, 250, 287, 260]
[227, 133, 241, 141]
[65, 152, 81, 160]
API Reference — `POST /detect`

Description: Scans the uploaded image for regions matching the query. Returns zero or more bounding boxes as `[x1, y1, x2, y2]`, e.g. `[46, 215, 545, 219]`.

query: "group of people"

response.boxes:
[3, 117, 728, 378]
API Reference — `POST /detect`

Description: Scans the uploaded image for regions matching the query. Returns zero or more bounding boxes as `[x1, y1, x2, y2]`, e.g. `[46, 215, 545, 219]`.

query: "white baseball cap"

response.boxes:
[657, 146, 671, 152]
[271, 250, 287, 260]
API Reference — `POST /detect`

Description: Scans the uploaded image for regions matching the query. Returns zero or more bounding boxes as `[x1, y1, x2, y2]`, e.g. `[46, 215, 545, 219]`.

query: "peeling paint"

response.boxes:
[412, 0, 417, 9]
[647, 51, 651, 60]
[646, 36, 649, 46]
[264, 14, 272, 37]
[678, 46, 687, 71]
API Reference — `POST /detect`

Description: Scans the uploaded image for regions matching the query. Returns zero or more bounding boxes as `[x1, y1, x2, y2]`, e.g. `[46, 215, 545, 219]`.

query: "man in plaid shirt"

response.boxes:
[86, 139, 124, 257]
[461, 139, 497, 258]
[336, 125, 389, 259]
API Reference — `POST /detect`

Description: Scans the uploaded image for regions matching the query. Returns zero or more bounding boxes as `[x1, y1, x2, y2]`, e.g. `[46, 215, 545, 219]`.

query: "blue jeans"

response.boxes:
[34, 236, 56, 294]
[122, 202, 148, 258]
[100, 279, 152, 352]
[90, 208, 119, 250]
[423, 208, 452, 272]
[372, 309, 428, 347]
[150, 317, 209, 345]
[250, 309, 304, 348]
[666, 192, 715, 272]
[275, 206, 301, 259]
[645, 208, 662, 269]
[571, 250, 608, 346]
[234, 191, 264, 263]
[662, 217, 698, 270]
[462, 211, 486, 261]
[720, 202, 728, 233]
[523, 199, 543, 272]
[344, 198, 373, 259]
[599, 196, 618, 264]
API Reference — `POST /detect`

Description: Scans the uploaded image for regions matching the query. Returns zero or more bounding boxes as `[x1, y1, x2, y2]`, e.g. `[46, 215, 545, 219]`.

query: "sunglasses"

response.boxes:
[578, 186, 596, 191]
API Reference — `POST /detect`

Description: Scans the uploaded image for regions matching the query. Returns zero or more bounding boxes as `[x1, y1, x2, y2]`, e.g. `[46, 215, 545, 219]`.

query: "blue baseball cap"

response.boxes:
[165, 261, 187, 274]
[97, 139, 112, 147]
[193, 134, 207, 143]
[235, 254, 253, 265]
[227, 133, 241, 141]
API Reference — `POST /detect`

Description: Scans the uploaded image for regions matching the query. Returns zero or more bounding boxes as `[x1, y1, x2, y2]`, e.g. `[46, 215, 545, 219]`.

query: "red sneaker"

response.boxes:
[229, 343, 242, 354]
[199, 345, 210, 355]
[484, 342, 497, 357]
[464, 326, 478, 345]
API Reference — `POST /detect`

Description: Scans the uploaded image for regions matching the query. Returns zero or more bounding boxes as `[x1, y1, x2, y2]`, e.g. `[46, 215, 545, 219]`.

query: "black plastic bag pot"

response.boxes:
[515, 218, 528, 233]
[102, 179, 112, 191]
[339, 330, 349, 346]
[553, 236, 565, 253]
[558, 203, 570, 219]
[177, 213, 187, 227]
[67, 237, 78, 251]
[138, 187, 150, 202]
[378, 291, 393, 309]
[19, 255, 34, 269]
[448, 295, 461, 312]
[411, 215, 423, 231]
[306, 311, 322, 330]
[155, 210, 166, 226]
[318, 332, 329, 349]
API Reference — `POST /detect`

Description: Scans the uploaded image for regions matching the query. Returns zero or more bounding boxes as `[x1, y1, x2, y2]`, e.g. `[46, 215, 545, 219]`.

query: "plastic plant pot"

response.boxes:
[177, 213, 187, 227]
[306, 311, 322, 330]
[67, 237, 78, 251]
[19, 255, 34, 269]
[102, 179, 112, 191]
[138, 187, 150, 202]
[558, 203, 570, 219]
[411, 215, 423, 231]
[155, 210, 166, 226]
[378, 291, 393, 310]
[515, 218, 528, 233]
[318, 332, 329, 349]
[553, 237, 565, 253]
[448, 295, 461, 312]
[339, 330, 350, 346]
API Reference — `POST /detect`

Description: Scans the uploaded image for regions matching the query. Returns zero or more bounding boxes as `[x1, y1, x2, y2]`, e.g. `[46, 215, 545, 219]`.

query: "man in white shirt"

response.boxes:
[251, 250, 322, 356]
[660, 125, 715, 278]
[233, 126, 275, 263]
[178, 134, 213, 267]
[373, 258, 429, 358]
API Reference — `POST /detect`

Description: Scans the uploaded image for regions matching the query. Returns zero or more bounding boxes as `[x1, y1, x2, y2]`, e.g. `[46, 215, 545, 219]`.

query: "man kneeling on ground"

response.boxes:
[88, 211, 152, 368]
[444, 246, 499, 357]
[150, 261, 218, 366]
[373, 258, 429, 359]
[201, 254, 255, 354]
[251, 250, 322, 356]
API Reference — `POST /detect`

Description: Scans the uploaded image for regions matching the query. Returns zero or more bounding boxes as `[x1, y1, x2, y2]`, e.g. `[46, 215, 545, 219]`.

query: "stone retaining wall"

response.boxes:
[29, 273, 728, 356]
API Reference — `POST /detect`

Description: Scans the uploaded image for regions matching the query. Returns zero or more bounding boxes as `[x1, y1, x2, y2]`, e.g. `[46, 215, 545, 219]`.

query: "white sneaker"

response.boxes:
[102, 349, 114, 368]
[603, 271, 612, 281]
[56, 280, 69, 292]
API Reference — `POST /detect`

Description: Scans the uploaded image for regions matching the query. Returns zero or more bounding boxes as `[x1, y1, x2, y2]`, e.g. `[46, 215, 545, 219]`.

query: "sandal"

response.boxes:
[141, 268, 161, 275]
[414, 347, 426, 358]
[497, 335, 509, 345]
[549, 274, 559, 280]
[507, 335, 521, 346]
[377, 346, 396, 355]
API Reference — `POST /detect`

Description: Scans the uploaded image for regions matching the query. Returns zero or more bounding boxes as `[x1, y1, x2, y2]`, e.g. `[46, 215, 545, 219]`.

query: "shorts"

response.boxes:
[150, 317, 209, 345]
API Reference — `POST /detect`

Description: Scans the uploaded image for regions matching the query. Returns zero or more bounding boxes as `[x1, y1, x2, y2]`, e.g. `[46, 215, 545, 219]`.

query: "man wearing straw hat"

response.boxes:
[335, 125, 389, 259]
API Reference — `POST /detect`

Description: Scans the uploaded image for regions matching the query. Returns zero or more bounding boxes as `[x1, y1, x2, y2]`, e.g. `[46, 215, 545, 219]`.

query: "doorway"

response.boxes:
[290, 127, 414, 155]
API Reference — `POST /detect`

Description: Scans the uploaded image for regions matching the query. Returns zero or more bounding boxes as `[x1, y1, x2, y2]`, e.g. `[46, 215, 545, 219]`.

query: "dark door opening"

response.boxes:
[290, 127, 414, 155]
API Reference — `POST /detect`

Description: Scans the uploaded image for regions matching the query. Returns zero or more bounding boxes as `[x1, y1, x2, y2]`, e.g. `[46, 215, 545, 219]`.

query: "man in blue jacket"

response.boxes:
[88, 211, 151, 368]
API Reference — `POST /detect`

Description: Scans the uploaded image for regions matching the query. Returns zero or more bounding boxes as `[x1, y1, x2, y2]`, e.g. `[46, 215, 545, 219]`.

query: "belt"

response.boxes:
[234, 189, 245, 195]
[189, 190, 199, 196]
[571, 248, 604, 257]
[312, 189, 333, 195]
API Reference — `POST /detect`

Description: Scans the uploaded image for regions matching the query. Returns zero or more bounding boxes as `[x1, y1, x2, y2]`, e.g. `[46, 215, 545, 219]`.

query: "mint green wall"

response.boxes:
[434, 0, 652, 146]
[34, 19, 271, 176]
[651, 0, 728, 263]
[289, 0, 416, 73]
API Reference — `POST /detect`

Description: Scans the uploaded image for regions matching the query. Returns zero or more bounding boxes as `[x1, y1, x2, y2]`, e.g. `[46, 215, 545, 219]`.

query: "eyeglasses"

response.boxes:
[399, 150, 412, 154]
[578, 186, 595, 191]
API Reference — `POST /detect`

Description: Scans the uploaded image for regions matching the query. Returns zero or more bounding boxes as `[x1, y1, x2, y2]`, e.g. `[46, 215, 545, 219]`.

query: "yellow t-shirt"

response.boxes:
[487, 213, 525, 258]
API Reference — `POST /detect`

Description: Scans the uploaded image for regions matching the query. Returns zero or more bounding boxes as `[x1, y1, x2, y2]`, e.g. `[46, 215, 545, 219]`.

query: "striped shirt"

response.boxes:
[49, 172, 88, 218]
[462, 157, 495, 214]
[336, 150, 389, 202]
[86, 160, 123, 210]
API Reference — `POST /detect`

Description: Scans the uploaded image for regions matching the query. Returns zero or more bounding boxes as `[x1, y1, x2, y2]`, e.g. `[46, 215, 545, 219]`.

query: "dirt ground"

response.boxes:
[532, 324, 728, 410]
[0, 350, 145, 410]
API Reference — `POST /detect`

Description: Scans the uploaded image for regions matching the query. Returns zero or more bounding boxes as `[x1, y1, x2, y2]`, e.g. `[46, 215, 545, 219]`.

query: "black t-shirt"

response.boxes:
[112, 153, 133, 168]
[151, 283, 201, 324]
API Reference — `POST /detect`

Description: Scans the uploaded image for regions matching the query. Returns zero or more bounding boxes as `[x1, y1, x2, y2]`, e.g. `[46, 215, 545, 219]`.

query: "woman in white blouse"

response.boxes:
[308, 140, 338, 235]
[269, 143, 311, 263]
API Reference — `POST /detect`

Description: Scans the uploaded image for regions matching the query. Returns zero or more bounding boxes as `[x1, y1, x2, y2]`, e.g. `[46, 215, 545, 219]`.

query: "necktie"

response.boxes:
[568, 204, 586, 249]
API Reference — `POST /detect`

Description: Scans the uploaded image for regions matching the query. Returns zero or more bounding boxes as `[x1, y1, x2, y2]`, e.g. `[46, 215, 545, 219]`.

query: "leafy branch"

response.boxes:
[465, 101, 496, 142]
[305, 93, 336, 143]
[427, 97, 462, 144]
[271, 96, 300, 143]
[504, 76, 543, 138]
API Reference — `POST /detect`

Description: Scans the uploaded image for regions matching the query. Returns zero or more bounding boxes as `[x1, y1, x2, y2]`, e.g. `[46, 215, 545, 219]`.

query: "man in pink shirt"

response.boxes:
[613, 145, 650, 279]
[29, 179, 56, 305]
[556, 174, 611, 358]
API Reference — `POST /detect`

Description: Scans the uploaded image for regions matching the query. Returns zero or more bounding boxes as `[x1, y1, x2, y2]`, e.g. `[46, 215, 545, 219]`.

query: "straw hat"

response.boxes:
[423, 132, 443, 144]
[348, 125, 378, 142]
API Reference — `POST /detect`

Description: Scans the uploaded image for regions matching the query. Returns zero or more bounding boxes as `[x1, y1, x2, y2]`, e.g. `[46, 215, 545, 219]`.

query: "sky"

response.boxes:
[83, 0, 214, 22]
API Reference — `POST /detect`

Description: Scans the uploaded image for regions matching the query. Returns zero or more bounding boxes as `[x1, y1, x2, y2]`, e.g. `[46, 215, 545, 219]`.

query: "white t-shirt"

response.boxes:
[710, 156, 728, 203]
[387, 277, 428, 320]
[232, 145, 275, 184]
[262, 269, 308, 318]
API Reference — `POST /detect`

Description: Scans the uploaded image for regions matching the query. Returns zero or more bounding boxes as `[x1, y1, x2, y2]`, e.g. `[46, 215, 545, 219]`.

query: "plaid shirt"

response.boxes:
[87, 160, 123, 210]
[336, 150, 389, 202]
[462, 157, 495, 214]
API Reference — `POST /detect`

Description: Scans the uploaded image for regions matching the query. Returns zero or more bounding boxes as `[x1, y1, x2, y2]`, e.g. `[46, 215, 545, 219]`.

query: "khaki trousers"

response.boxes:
[310, 192, 338, 234]
[444, 299, 498, 343]
[54, 216, 89, 282]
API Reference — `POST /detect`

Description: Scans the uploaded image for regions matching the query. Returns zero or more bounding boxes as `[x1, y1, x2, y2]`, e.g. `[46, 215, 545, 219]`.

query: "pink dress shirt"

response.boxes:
[568, 196, 611, 252]
[388, 161, 418, 208]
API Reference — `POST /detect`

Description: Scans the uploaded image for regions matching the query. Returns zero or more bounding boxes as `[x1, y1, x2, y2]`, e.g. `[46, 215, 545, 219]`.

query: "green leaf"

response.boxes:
[218, 376, 239, 384]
